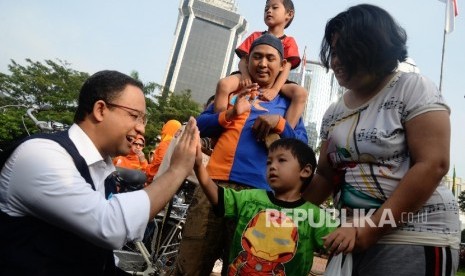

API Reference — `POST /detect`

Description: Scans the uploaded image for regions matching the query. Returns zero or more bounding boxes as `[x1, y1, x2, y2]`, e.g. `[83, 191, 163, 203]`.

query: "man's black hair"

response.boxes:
[74, 70, 143, 123]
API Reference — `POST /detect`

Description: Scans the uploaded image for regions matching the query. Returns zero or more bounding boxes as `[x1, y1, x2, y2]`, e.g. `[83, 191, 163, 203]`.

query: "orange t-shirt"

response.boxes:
[145, 119, 182, 184]
[146, 139, 171, 183]
[113, 153, 148, 172]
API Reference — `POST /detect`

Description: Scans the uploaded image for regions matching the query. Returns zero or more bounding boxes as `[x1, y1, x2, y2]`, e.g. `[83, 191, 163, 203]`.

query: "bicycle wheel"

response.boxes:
[114, 241, 149, 273]
[152, 218, 184, 274]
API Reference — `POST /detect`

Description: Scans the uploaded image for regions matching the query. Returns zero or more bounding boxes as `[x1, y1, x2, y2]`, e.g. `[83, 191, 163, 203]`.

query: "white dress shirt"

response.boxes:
[0, 124, 150, 249]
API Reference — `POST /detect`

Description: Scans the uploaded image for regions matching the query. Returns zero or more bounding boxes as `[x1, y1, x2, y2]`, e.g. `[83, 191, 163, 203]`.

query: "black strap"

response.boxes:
[0, 131, 95, 190]
[0, 131, 122, 274]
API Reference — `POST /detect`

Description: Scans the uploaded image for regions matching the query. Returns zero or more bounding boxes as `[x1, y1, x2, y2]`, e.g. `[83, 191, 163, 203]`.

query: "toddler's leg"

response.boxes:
[214, 74, 241, 113]
[281, 83, 308, 128]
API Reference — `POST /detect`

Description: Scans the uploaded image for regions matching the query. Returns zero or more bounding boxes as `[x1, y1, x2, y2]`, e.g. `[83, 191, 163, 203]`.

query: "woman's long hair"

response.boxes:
[320, 4, 408, 80]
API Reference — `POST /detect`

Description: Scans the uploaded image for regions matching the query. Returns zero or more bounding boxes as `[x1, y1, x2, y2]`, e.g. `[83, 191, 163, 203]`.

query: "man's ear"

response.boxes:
[93, 100, 106, 123]
[300, 164, 312, 179]
[280, 59, 288, 72]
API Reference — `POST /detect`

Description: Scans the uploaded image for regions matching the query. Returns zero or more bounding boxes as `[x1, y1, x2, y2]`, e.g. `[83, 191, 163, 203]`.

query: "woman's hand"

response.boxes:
[323, 226, 357, 255]
[352, 221, 386, 251]
[324, 219, 387, 255]
[134, 148, 146, 162]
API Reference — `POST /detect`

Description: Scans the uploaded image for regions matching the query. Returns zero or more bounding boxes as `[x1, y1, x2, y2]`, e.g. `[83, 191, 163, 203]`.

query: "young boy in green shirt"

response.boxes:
[194, 138, 334, 275]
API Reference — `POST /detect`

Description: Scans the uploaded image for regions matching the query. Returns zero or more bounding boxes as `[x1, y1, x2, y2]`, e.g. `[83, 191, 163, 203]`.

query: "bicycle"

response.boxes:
[114, 181, 193, 276]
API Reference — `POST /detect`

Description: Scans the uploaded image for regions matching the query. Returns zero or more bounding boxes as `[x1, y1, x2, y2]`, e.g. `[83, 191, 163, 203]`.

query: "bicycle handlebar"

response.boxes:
[25, 105, 68, 133]
[26, 107, 41, 125]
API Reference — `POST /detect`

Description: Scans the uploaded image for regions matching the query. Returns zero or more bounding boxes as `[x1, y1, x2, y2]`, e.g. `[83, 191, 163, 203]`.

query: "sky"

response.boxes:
[0, 0, 463, 178]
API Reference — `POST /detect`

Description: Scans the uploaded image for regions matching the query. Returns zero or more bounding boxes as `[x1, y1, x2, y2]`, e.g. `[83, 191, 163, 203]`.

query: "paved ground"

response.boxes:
[116, 250, 328, 276]
[210, 259, 222, 275]
[209, 256, 328, 276]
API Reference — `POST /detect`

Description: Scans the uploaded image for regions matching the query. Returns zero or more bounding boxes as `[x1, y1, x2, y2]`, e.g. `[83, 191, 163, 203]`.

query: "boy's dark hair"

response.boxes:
[266, 0, 295, 29]
[204, 95, 215, 109]
[268, 138, 316, 191]
[74, 70, 144, 123]
[319, 4, 407, 80]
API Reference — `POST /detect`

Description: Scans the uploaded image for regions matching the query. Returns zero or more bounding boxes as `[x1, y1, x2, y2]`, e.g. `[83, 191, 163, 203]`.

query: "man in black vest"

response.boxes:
[0, 70, 200, 275]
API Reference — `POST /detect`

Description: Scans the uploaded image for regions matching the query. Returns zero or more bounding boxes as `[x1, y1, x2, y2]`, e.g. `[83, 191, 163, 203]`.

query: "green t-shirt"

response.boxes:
[215, 188, 335, 276]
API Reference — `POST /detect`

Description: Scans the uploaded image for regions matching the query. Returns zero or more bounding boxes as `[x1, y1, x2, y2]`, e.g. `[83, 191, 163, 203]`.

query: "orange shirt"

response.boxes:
[146, 139, 171, 183]
[113, 153, 148, 172]
[146, 119, 182, 184]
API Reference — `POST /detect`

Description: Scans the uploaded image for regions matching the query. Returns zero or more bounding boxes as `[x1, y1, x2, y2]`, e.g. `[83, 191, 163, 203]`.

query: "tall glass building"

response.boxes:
[163, 0, 247, 105]
[289, 60, 343, 150]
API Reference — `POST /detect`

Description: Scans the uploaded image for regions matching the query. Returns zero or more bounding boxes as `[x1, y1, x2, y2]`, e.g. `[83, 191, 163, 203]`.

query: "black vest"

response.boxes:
[0, 131, 119, 276]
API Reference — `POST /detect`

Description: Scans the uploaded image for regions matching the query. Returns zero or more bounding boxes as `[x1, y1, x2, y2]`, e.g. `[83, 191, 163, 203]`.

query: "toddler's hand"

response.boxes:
[259, 88, 279, 101]
[239, 74, 253, 89]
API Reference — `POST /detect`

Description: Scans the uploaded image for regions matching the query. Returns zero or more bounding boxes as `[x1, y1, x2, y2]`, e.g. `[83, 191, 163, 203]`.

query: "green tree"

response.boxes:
[130, 71, 162, 149]
[458, 190, 465, 213]
[128, 71, 202, 150]
[0, 62, 202, 152]
[144, 88, 202, 149]
[0, 59, 88, 149]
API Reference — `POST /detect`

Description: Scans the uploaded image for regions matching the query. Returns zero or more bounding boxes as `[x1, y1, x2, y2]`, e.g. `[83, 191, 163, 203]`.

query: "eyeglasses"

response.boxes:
[106, 102, 148, 126]
[132, 142, 144, 148]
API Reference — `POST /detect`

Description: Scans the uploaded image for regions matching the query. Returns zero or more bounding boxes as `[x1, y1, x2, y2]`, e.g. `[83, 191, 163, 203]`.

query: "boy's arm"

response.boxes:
[261, 61, 292, 101]
[193, 144, 219, 205]
[238, 57, 252, 88]
[198, 85, 258, 139]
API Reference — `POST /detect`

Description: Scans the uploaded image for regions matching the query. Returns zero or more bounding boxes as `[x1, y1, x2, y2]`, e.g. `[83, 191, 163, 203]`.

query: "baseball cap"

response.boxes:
[250, 33, 284, 59]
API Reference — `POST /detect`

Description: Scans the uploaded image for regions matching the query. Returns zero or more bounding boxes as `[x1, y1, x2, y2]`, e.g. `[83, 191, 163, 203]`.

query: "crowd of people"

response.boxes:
[0, 1, 460, 276]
